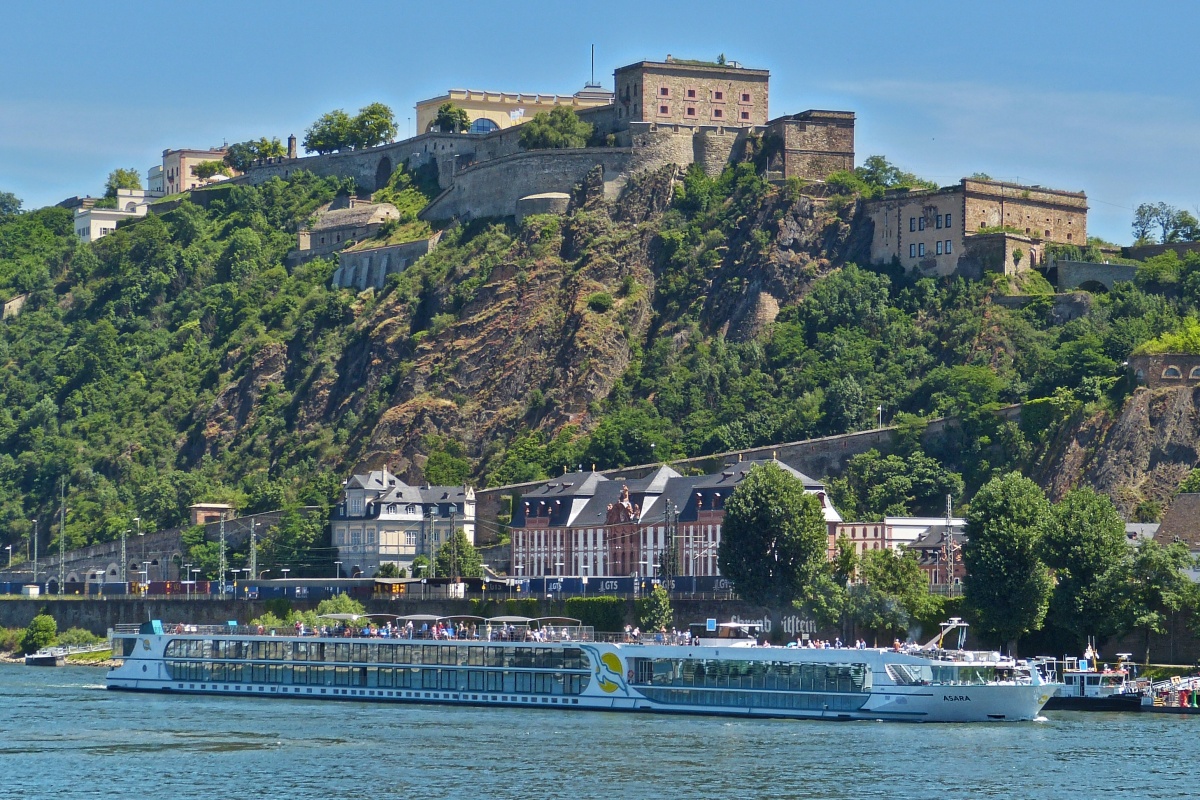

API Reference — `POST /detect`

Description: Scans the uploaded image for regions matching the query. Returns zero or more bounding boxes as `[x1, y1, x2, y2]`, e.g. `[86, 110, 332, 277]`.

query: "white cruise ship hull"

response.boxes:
[107, 628, 1053, 723]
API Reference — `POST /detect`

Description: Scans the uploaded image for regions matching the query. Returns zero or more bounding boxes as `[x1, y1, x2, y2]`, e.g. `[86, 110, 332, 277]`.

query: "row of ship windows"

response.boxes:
[633, 658, 869, 694]
[165, 640, 586, 670]
[912, 213, 952, 231]
[910, 241, 954, 257]
[173, 683, 584, 705]
[639, 687, 866, 711]
[166, 662, 589, 694]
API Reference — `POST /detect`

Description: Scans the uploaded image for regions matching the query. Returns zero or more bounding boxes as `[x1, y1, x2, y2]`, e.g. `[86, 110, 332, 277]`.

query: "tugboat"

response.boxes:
[1040, 646, 1144, 712]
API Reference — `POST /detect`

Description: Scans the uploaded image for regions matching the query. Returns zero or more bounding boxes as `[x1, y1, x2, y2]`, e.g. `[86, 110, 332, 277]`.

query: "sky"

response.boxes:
[2, 0, 1197, 244]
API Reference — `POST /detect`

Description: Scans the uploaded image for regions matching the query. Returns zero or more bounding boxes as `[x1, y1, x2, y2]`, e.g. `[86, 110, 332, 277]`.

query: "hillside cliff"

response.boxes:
[1039, 385, 1200, 518]
[1, 155, 1195, 554]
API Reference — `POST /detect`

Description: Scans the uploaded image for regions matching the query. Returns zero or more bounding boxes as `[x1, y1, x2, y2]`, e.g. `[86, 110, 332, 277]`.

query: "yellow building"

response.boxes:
[415, 86, 613, 134]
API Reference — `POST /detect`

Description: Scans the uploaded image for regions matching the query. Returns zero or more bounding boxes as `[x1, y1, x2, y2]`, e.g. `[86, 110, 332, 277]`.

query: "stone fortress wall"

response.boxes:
[961, 179, 1087, 244]
[333, 234, 442, 291]
[237, 78, 854, 224]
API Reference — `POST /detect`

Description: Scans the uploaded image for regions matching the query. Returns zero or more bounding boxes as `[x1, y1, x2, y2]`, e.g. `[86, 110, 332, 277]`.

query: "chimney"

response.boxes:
[287, 134, 297, 159]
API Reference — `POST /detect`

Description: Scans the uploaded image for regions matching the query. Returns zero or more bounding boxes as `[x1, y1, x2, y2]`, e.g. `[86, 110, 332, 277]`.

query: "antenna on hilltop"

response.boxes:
[586, 44, 600, 89]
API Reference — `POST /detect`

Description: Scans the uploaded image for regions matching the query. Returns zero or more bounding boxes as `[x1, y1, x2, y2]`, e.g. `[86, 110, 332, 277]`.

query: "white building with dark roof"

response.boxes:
[509, 459, 841, 579]
[331, 466, 475, 577]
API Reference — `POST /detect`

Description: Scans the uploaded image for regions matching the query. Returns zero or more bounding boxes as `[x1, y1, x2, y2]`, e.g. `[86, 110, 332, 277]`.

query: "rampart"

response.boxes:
[333, 234, 441, 291]
[1122, 242, 1200, 261]
[419, 148, 635, 222]
[1129, 353, 1200, 387]
[1057, 260, 1138, 292]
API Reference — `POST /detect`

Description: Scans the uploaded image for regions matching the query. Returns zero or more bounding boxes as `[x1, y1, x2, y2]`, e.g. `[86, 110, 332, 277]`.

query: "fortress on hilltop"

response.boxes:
[238, 56, 856, 223]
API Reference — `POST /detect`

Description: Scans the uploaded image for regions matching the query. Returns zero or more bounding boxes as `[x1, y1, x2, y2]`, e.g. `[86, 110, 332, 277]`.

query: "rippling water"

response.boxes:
[2, 664, 1197, 799]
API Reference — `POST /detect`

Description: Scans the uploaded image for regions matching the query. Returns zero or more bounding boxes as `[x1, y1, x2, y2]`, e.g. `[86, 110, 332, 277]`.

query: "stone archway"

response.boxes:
[1078, 279, 1109, 294]
[375, 156, 394, 191]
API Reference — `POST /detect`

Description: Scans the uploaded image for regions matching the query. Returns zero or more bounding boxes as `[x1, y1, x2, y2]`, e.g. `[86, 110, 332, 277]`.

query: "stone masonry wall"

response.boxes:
[1129, 354, 1200, 387]
[767, 111, 855, 182]
[333, 235, 441, 291]
[961, 179, 1087, 244]
[1057, 260, 1138, 292]
[419, 149, 634, 222]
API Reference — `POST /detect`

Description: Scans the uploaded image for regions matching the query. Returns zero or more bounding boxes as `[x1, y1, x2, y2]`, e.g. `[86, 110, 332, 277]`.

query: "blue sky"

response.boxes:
[2, 0, 1196, 244]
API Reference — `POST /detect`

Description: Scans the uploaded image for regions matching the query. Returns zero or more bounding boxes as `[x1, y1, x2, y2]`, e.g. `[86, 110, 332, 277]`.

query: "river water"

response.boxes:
[1, 664, 1194, 800]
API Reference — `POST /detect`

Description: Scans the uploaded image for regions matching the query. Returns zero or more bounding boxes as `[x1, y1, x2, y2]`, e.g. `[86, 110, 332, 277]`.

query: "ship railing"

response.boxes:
[148, 622, 599, 643]
[594, 631, 695, 646]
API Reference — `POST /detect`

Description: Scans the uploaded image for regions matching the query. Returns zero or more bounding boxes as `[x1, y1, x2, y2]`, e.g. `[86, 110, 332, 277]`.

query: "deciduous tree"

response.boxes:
[1040, 488, 1131, 644]
[718, 463, 828, 608]
[105, 168, 141, 196]
[637, 584, 673, 633]
[20, 613, 57, 654]
[434, 102, 470, 133]
[518, 107, 593, 150]
[435, 528, 483, 579]
[303, 109, 354, 154]
[1124, 539, 1196, 664]
[0, 190, 21, 218]
[351, 102, 397, 149]
[963, 472, 1053, 654]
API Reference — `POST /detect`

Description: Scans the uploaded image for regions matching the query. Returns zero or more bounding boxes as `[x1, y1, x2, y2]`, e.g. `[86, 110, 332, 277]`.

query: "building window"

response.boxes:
[945, 240, 952, 254]
[945, 213, 952, 227]
[740, 92, 751, 102]
[740, 111, 750, 120]
[686, 88, 696, 99]
[1045, 229, 1051, 237]
[936, 215, 942, 229]
[406, 531, 417, 546]
[918, 217, 926, 231]
[936, 241, 943, 255]
[659, 86, 670, 97]
[712, 90, 724, 101]
[918, 243, 926, 257]
[713, 108, 723, 119]
[909, 244, 917, 258]
[658, 104, 670, 115]
[1067, 233, 1072, 240]
[686, 107, 697, 117]
[909, 217, 916, 232]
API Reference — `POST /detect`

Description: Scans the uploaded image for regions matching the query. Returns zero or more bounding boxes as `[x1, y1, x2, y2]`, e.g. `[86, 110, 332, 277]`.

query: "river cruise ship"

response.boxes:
[106, 616, 1054, 722]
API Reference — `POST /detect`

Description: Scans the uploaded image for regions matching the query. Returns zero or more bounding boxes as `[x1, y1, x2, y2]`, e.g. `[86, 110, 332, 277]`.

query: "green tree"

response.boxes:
[637, 584, 673, 633]
[434, 102, 470, 133]
[434, 528, 483, 578]
[376, 562, 401, 578]
[105, 168, 142, 196]
[351, 102, 397, 149]
[1040, 487, 1131, 644]
[411, 554, 431, 578]
[962, 472, 1053, 654]
[849, 548, 940, 642]
[423, 434, 473, 485]
[224, 137, 288, 171]
[303, 109, 354, 154]
[315, 593, 366, 618]
[191, 160, 230, 181]
[718, 463, 828, 608]
[827, 449, 963, 521]
[0, 190, 21, 218]
[518, 107, 593, 150]
[1124, 539, 1196, 664]
[20, 613, 57, 654]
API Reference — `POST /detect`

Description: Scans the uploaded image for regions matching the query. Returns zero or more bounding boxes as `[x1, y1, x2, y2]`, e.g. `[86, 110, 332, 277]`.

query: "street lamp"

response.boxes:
[259, 569, 271, 579]
[184, 562, 191, 598]
[280, 568, 290, 580]
[5, 545, 10, 568]
[191, 568, 200, 598]
[334, 561, 342, 580]
[142, 561, 150, 589]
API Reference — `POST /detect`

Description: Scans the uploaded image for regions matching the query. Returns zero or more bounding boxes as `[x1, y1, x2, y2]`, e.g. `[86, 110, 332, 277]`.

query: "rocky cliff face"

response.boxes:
[1040, 385, 1200, 517]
